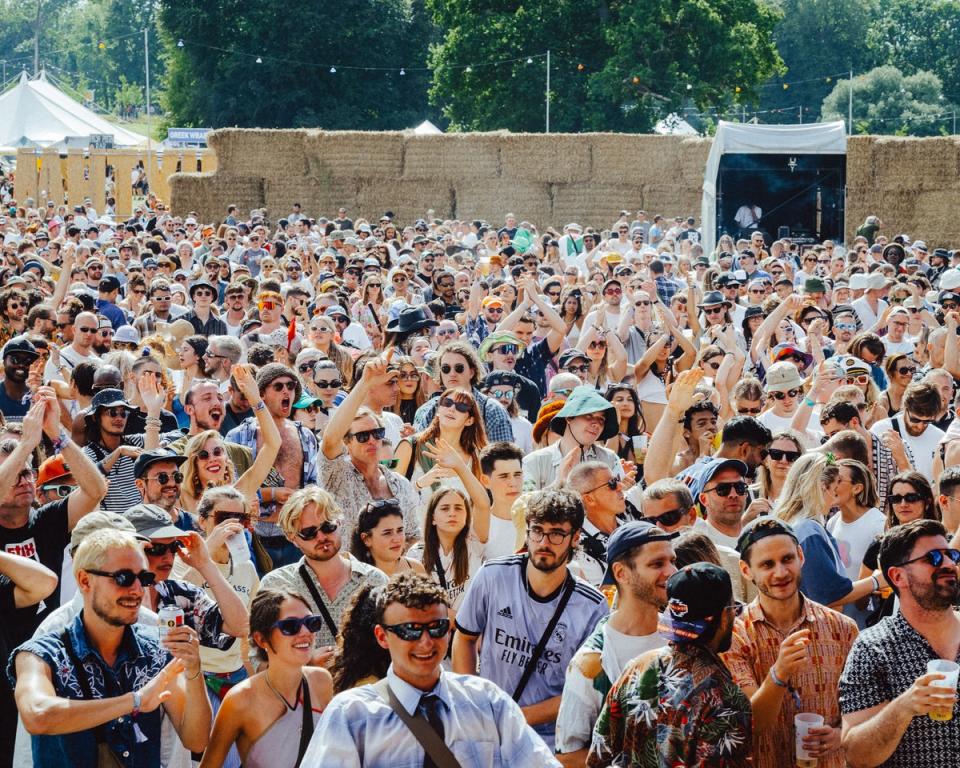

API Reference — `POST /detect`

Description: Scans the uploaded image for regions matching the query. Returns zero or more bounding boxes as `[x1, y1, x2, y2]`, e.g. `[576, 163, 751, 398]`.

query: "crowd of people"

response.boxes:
[0, 196, 959, 767]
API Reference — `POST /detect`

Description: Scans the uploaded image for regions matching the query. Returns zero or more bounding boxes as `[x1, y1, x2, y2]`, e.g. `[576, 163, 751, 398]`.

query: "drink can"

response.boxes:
[158, 605, 184, 642]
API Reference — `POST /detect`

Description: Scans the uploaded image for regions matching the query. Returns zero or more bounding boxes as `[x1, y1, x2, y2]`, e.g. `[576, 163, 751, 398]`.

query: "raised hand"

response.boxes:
[138, 658, 186, 712]
[232, 364, 260, 405]
[138, 372, 166, 417]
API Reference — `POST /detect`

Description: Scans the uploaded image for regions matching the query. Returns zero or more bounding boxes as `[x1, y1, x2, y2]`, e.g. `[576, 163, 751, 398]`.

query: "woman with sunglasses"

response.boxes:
[774, 453, 885, 610]
[754, 430, 804, 505]
[881, 353, 917, 418]
[395, 389, 487, 497]
[633, 322, 694, 431]
[389, 354, 426, 426]
[350, 500, 428, 577]
[180, 365, 280, 513]
[577, 321, 628, 390]
[306, 316, 353, 389]
[481, 371, 534, 453]
[351, 275, 385, 321]
[386, 266, 421, 305]
[199, 588, 333, 768]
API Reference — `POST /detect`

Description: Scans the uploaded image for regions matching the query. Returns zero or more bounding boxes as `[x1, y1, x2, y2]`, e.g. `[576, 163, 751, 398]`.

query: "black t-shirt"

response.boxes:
[125, 407, 179, 436]
[0, 498, 71, 647]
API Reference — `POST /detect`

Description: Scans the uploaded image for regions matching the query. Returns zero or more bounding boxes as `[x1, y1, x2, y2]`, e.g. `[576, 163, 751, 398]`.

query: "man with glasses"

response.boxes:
[134, 279, 175, 337]
[693, 457, 751, 551]
[567, 462, 632, 586]
[238, 233, 267, 277]
[759, 361, 806, 433]
[306, 572, 557, 765]
[220, 283, 248, 336]
[260, 486, 386, 664]
[184, 278, 227, 336]
[133, 449, 192, 532]
[724, 518, 857, 768]
[454, 489, 608, 751]
[831, 306, 860, 355]
[871, 381, 945, 478]
[840, 519, 960, 765]
[44, 311, 100, 381]
[883, 307, 915, 355]
[324, 304, 372, 351]
[465, 294, 505, 346]
[202, 335, 242, 388]
[589, 563, 750, 767]
[92, 316, 114, 356]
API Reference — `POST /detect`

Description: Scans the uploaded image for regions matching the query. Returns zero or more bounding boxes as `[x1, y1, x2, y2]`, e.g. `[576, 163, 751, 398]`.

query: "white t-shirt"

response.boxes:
[484, 514, 518, 561]
[510, 416, 534, 454]
[380, 410, 403, 450]
[871, 416, 944, 478]
[634, 369, 667, 405]
[826, 507, 885, 580]
[693, 516, 739, 551]
[883, 338, 915, 356]
[407, 533, 484, 611]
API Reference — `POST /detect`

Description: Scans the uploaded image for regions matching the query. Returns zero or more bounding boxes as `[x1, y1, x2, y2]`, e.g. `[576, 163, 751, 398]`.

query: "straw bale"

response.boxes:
[454, 181, 552, 227]
[208, 129, 308, 178]
[869, 136, 960, 189]
[590, 133, 707, 185]
[356, 179, 454, 222]
[305, 130, 404, 181]
[641, 184, 702, 218]
[846, 136, 876, 190]
[402, 134, 501, 181]
[264, 176, 357, 220]
[170, 172, 264, 220]
[499, 134, 591, 184]
[552, 184, 642, 229]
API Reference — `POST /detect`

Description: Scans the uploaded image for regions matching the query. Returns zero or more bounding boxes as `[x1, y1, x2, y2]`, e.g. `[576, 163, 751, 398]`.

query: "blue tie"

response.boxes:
[418, 693, 445, 768]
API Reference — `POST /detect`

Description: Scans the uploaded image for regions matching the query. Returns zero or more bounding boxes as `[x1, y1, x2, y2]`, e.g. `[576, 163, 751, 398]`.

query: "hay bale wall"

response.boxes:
[171, 129, 960, 245]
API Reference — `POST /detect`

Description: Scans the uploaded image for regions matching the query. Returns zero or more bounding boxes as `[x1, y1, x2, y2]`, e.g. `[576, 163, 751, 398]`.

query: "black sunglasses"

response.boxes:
[314, 377, 343, 388]
[86, 568, 156, 587]
[771, 388, 801, 401]
[145, 471, 184, 486]
[766, 448, 801, 462]
[441, 363, 467, 375]
[348, 427, 386, 444]
[381, 618, 451, 641]
[296, 520, 341, 540]
[197, 446, 224, 461]
[491, 344, 520, 356]
[586, 477, 620, 494]
[439, 397, 471, 414]
[895, 548, 960, 568]
[144, 540, 185, 557]
[889, 492, 925, 505]
[270, 381, 298, 392]
[642, 508, 686, 528]
[704, 481, 748, 497]
[272, 614, 327, 635]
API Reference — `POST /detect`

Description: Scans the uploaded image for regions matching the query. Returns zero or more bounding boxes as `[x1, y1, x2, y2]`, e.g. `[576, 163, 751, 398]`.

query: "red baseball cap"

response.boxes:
[36, 455, 72, 487]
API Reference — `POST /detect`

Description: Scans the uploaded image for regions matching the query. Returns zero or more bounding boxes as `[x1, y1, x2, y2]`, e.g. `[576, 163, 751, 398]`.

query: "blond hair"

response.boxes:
[73, 529, 144, 578]
[278, 487, 343, 537]
[182, 430, 236, 500]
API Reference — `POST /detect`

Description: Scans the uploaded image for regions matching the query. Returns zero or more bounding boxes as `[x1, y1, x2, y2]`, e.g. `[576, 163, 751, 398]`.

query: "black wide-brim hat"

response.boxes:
[386, 305, 439, 334]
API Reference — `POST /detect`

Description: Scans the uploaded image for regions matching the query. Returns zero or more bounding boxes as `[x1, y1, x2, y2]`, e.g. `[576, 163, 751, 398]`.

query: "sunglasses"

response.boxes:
[889, 492, 925, 504]
[589, 340, 607, 349]
[213, 510, 249, 525]
[298, 362, 318, 373]
[492, 344, 519, 356]
[197, 446, 225, 460]
[705, 306, 726, 315]
[441, 363, 467, 375]
[897, 366, 917, 376]
[565, 363, 590, 374]
[643, 508, 687, 528]
[272, 615, 327, 635]
[144, 540, 184, 557]
[85, 568, 156, 587]
[489, 389, 515, 401]
[103, 406, 130, 418]
[348, 427, 386, 443]
[439, 397, 472, 413]
[604, 287, 622, 295]
[771, 388, 801, 400]
[485, 307, 504, 315]
[895, 548, 960, 568]
[382, 619, 451, 641]
[193, 289, 214, 298]
[78, 326, 98, 334]
[737, 406, 763, 415]
[398, 371, 419, 381]
[906, 412, 937, 425]
[259, 300, 278, 310]
[296, 520, 341, 540]
[41, 483, 74, 498]
[314, 378, 342, 388]
[145, 471, 184, 485]
[635, 300, 652, 307]
[270, 381, 297, 392]
[767, 448, 801, 463]
[704, 481, 748, 497]
[704, 359, 721, 371]
[586, 477, 620, 494]
[437, 329, 457, 337]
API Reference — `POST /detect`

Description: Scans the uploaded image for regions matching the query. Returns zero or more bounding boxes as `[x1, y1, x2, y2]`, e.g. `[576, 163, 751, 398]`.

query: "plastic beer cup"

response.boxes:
[795, 713, 824, 767]
[927, 659, 959, 721]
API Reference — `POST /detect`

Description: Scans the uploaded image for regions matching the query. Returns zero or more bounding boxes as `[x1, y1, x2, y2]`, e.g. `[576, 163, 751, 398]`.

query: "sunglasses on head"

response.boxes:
[440, 396, 471, 413]
[144, 540, 184, 557]
[895, 548, 960, 568]
[381, 618, 451, 641]
[441, 363, 467, 375]
[348, 427, 386, 443]
[272, 615, 327, 636]
[85, 568, 156, 587]
[146, 471, 184, 485]
[771, 388, 801, 400]
[296, 520, 341, 540]
[705, 481, 748, 497]
[492, 344, 519, 356]
[643, 508, 686, 528]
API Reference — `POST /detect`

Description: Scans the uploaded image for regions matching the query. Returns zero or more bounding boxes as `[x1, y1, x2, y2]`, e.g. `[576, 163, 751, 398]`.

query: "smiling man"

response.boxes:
[453, 489, 609, 751]
[0, 336, 38, 421]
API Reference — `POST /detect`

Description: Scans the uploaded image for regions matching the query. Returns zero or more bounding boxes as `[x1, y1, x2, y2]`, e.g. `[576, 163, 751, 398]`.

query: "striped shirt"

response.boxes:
[302, 666, 560, 767]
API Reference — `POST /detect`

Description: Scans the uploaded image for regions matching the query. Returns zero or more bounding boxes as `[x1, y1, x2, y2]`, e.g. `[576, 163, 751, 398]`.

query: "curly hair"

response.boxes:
[330, 582, 391, 692]
[524, 488, 585, 531]
[373, 571, 450, 624]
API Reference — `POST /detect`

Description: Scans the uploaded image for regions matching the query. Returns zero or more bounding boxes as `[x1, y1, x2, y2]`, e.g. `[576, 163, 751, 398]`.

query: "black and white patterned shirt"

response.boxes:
[839, 612, 960, 766]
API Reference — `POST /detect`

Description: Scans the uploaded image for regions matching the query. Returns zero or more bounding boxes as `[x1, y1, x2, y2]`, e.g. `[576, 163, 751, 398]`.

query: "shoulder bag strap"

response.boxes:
[433, 558, 448, 591]
[294, 677, 313, 768]
[61, 632, 109, 745]
[511, 575, 576, 702]
[373, 679, 462, 768]
[298, 564, 338, 638]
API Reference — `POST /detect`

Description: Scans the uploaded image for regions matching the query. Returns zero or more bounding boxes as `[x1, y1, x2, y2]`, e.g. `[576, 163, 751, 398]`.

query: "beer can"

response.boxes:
[158, 605, 184, 642]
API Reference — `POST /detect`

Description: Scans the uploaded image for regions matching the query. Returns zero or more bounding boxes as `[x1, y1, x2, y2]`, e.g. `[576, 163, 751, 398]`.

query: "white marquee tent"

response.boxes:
[0, 71, 147, 150]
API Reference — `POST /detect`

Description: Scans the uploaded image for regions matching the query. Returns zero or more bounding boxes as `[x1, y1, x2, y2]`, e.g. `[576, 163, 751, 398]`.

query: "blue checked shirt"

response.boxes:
[655, 275, 682, 304]
[302, 666, 560, 767]
[414, 389, 514, 443]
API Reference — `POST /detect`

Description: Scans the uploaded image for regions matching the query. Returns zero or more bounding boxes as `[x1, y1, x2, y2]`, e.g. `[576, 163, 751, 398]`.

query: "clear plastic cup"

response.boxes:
[927, 659, 959, 721]
[795, 713, 824, 767]
[225, 531, 250, 565]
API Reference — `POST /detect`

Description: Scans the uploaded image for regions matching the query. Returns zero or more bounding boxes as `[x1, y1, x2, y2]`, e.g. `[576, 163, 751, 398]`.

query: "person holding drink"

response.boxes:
[840, 519, 960, 766]
[723, 518, 857, 768]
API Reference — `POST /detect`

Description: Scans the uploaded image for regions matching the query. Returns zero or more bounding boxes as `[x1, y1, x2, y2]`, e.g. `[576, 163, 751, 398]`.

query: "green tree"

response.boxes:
[866, 0, 960, 106]
[760, 0, 878, 123]
[821, 65, 954, 136]
[427, 0, 782, 133]
[158, 0, 438, 129]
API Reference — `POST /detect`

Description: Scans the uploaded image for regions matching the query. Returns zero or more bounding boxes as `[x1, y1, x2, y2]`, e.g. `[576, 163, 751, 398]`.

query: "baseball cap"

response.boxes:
[37, 454, 72, 487]
[558, 349, 590, 369]
[124, 504, 186, 539]
[70, 510, 138, 554]
[601, 521, 678, 585]
[133, 449, 187, 480]
[113, 325, 140, 345]
[2, 335, 39, 361]
[658, 563, 733, 643]
[691, 457, 748, 501]
[736, 518, 799, 561]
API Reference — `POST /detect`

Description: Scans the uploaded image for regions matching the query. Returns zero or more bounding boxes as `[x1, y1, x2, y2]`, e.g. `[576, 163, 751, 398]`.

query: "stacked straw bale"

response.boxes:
[402, 134, 502, 181]
[500, 134, 591, 184]
[208, 129, 308, 178]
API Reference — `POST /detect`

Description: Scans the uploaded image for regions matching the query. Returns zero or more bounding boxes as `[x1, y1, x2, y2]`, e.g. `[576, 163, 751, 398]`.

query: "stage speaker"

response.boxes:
[778, 226, 790, 239]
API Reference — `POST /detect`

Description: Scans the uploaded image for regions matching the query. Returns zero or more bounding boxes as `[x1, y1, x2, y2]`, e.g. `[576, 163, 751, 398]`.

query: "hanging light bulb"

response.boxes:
[632, 76, 640, 85]
[256, 56, 263, 64]
[577, 63, 585, 71]
[330, 66, 337, 73]
[686, 83, 693, 91]
[465, 66, 472, 73]
[526, 57, 533, 64]
[399, 68, 405, 76]
[177, 39, 184, 48]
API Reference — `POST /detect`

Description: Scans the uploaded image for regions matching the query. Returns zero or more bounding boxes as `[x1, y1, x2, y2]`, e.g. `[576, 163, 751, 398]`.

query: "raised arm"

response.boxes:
[49, 248, 77, 313]
[322, 349, 396, 459]
[231, 365, 281, 496]
[752, 294, 802, 362]
[643, 369, 704, 485]
[524, 278, 567, 354]
[176, 532, 249, 638]
[421, 439, 491, 543]
[0, 551, 58, 608]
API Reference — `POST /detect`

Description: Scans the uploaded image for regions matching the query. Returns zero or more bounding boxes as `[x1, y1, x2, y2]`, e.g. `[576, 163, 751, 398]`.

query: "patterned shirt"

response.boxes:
[154, 577, 236, 651]
[588, 642, 753, 768]
[870, 432, 897, 510]
[414, 389, 514, 443]
[723, 596, 858, 768]
[302, 665, 560, 767]
[839, 612, 960, 767]
[654, 275, 682, 304]
[8, 613, 169, 768]
[259, 554, 386, 650]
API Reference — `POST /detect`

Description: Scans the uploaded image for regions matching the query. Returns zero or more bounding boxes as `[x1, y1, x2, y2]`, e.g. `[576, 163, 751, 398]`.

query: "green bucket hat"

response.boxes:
[550, 385, 619, 440]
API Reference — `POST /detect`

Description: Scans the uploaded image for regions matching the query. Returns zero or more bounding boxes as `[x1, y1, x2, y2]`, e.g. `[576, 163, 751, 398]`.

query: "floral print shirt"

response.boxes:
[588, 642, 752, 768]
